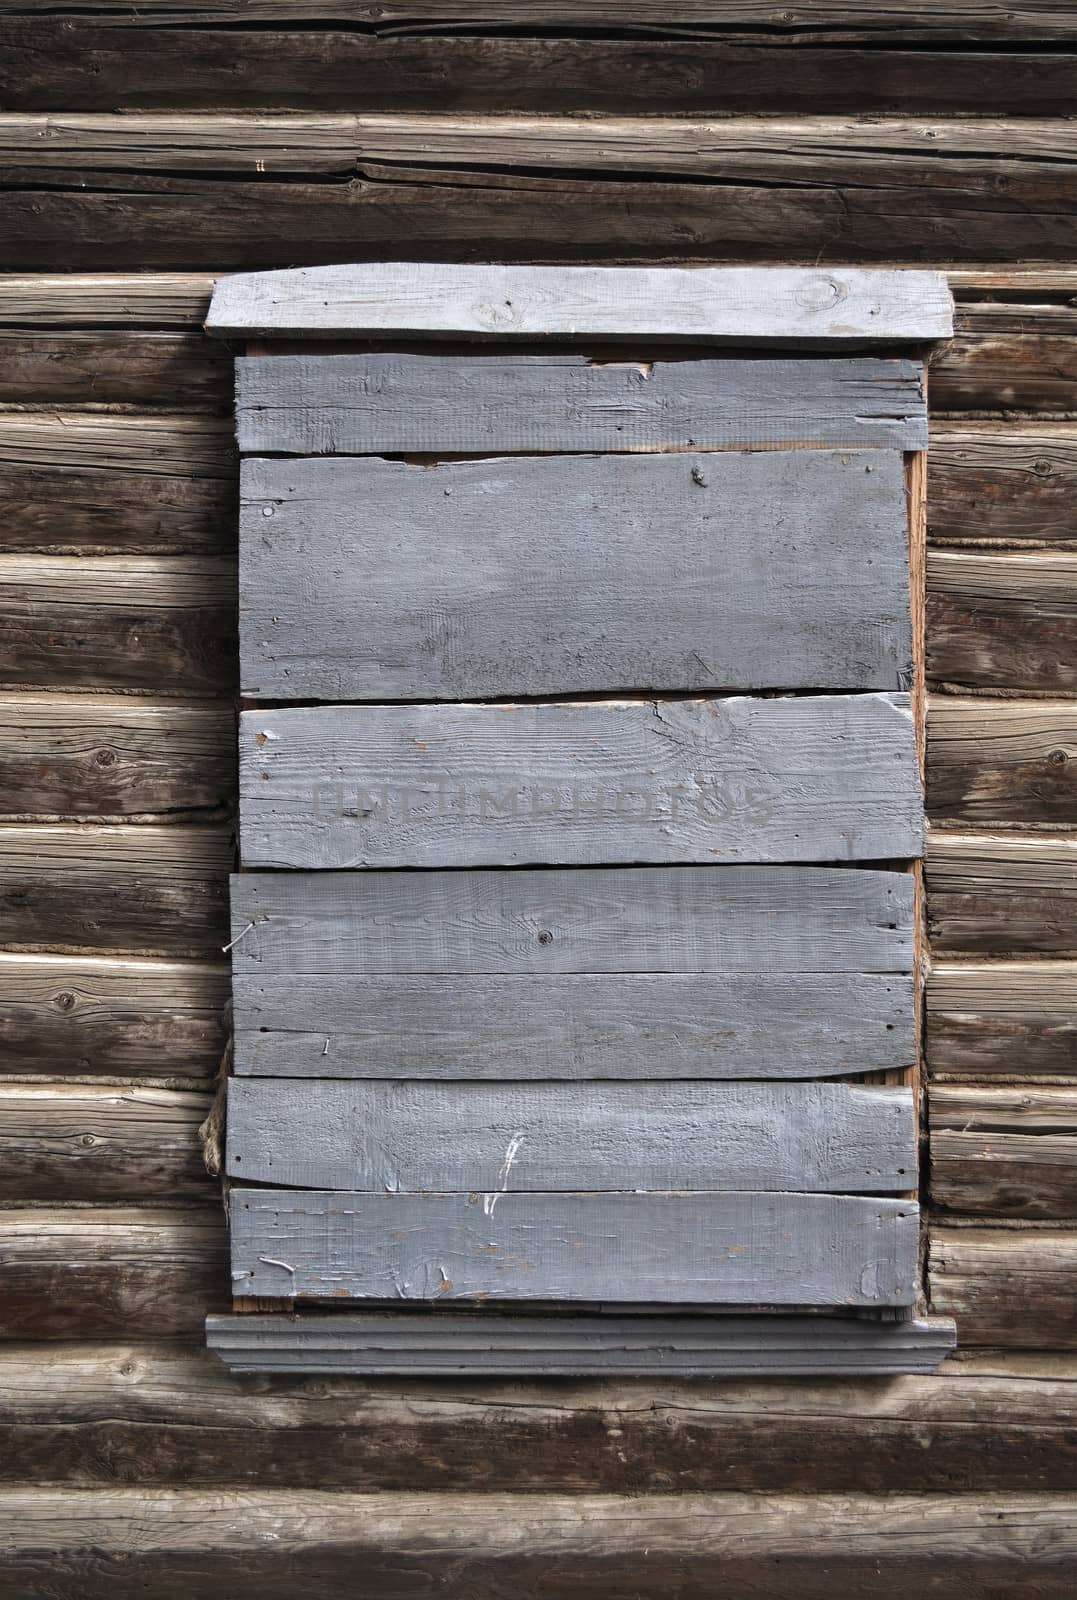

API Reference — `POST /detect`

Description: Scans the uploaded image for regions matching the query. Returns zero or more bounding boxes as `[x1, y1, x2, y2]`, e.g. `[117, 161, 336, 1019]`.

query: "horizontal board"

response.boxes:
[231, 866, 915, 976]
[927, 697, 1077, 828]
[0, 466, 236, 557]
[233, 970, 915, 1081]
[209, 262, 951, 342]
[927, 551, 1077, 694]
[930, 1086, 1077, 1219]
[0, 413, 233, 478]
[926, 832, 1077, 956]
[0, 331, 230, 410]
[2, 1344, 1072, 1496]
[226, 1080, 916, 1193]
[929, 1225, 1077, 1349]
[928, 424, 1077, 544]
[928, 961, 1077, 1080]
[235, 352, 927, 454]
[0, 1084, 213, 1202]
[230, 1189, 920, 1305]
[241, 450, 912, 700]
[932, 304, 1077, 414]
[0, 1490, 1073, 1600]
[207, 1313, 954, 1378]
[239, 695, 922, 870]
[0, 952, 228, 1081]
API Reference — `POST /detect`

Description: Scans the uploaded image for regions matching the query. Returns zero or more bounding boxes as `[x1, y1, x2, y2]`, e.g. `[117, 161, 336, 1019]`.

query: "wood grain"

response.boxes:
[930, 1086, 1077, 1219]
[928, 961, 1077, 1080]
[932, 304, 1077, 414]
[230, 1188, 920, 1305]
[226, 1080, 916, 1193]
[926, 832, 1077, 956]
[927, 551, 1077, 694]
[238, 695, 922, 870]
[233, 970, 915, 1081]
[930, 1225, 1077, 1347]
[929, 424, 1077, 545]
[240, 450, 912, 700]
[0, 952, 227, 1081]
[235, 351, 927, 454]
[231, 866, 915, 976]
[927, 697, 1077, 828]
[0, 331, 230, 409]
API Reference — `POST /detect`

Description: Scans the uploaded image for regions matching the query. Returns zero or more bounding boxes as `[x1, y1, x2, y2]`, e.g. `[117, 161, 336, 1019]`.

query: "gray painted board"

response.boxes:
[229, 866, 915, 976]
[232, 971, 916, 1081]
[240, 450, 913, 700]
[207, 264, 953, 344]
[234, 352, 927, 455]
[228, 1189, 920, 1306]
[225, 1080, 916, 1193]
[237, 693, 923, 870]
[205, 1312, 957, 1376]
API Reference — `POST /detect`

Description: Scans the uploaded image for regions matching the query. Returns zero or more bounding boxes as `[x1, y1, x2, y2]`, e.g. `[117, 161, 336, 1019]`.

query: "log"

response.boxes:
[928, 424, 1077, 544]
[0, 1084, 213, 1202]
[0, 273, 214, 328]
[0, 555, 237, 694]
[926, 832, 1077, 955]
[0, 1341, 1070, 1493]
[930, 1225, 1077, 1348]
[0, 413, 233, 477]
[930, 1086, 1077, 1219]
[928, 960, 1077, 1079]
[0, 1487, 1074, 1599]
[0, 331, 230, 409]
[932, 304, 1077, 414]
[927, 551, 1077, 693]
[0, 824, 231, 957]
[0, 1208, 227, 1337]
[0, 694, 234, 819]
[926, 697, 1077, 827]
[0, 952, 228, 1081]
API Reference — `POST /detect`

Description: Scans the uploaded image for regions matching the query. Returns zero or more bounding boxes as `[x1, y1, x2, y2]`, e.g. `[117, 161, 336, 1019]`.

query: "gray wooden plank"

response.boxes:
[238, 693, 923, 870]
[229, 866, 915, 976]
[225, 1080, 916, 1193]
[228, 1189, 920, 1306]
[232, 971, 916, 1081]
[207, 264, 953, 343]
[240, 450, 913, 699]
[205, 1312, 956, 1377]
[234, 352, 927, 455]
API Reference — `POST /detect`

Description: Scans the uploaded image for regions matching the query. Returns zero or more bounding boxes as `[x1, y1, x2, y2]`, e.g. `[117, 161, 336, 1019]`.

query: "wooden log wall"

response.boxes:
[2, 3, 1077, 1590]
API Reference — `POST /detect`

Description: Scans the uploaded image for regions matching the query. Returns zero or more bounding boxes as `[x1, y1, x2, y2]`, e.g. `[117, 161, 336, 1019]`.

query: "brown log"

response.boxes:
[0, 330, 230, 409]
[0, 694, 234, 820]
[926, 831, 1077, 955]
[930, 1224, 1077, 1348]
[0, 1085, 214, 1202]
[927, 552, 1077, 694]
[0, 467, 235, 556]
[928, 961, 1077, 1080]
[0, 952, 228, 1081]
[0, 1208, 228, 1338]
[0, 273, 215, 329]
[931, 304, 1077, 414]
[926, 697, 1077, 827]
[0, 1343, 1070, 1493]
[928, 424, 1077, 545]
[0, 824, 232, 957]
[930, 1086, 1077, 1219]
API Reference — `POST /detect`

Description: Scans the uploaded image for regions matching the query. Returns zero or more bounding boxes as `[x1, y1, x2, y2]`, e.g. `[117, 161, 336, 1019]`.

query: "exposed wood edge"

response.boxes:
[205, 1312, 955, 1376]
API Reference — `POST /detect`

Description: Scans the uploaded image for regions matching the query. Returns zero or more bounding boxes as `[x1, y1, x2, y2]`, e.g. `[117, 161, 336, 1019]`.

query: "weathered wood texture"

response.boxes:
[927, 698, 1077, 828]
[0, 1209, 227, 1337]
[0, 413, 232, 477]
[235, 351, 927, 454]
[234, 970, 915, 1081]
[930, 1087, 1077, 1219]
[0, 953, 228, 1081]
[0, 1343, 1068, 1492]
[2, 1488, 1074, 1600]
[928, 424, 1077, 544]
[928, 961, 1077, 1081]
[232, 867, 915, 976]
[0, 1084, 213, 1202]
[207, 1313, 954, 1377]
[0, 556, 236, 694]
[239, 695, 922, 870]
[211, 262, 951, 342]
[230, 1188, 920, 1305]
[227, 1080, 916, 1194]
[926, 832, 1077, 955]
[932, 304, 1077, 414]
[927, 551, 1077, 693]
[0, 825, 231, 957]
[0, 331, 230, 409]
[6, 26, 1077, 114]
[0, 695, 234, 819]
[4, 115, 1074, 269]
[241, 451, 912, 700]
[930, 1226, 1077, 1347]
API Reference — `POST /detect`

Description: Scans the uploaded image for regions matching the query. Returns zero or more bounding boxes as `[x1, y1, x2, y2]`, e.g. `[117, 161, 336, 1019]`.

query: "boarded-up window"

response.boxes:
[206, 265, 956, 1376]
